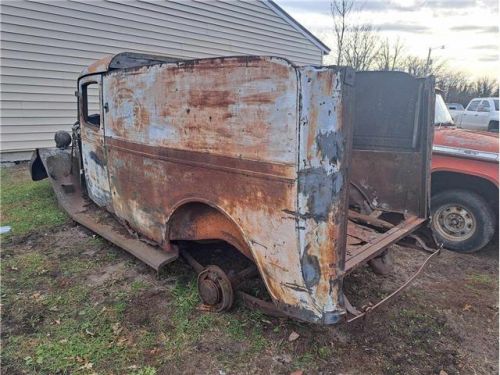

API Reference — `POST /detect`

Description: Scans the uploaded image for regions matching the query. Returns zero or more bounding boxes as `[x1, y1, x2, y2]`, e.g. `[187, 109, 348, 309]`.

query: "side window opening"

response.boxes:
[478, 100, 490, 112]
[82, 82, 101, 127]
[466, 100, 480, 112]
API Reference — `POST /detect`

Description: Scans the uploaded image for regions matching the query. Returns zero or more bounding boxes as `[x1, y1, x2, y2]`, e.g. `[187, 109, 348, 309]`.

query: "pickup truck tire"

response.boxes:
[488, 120, 499, 132]
[431, 189, 495, 253]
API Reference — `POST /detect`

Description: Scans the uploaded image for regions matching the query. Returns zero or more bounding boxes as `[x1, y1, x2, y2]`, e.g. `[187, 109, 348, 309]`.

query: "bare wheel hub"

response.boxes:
[197, 265, 234, 311]
[433, 204, 476, 242]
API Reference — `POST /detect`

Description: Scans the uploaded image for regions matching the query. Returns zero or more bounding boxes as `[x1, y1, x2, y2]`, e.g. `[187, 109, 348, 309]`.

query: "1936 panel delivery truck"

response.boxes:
[31, 53, 437, 324]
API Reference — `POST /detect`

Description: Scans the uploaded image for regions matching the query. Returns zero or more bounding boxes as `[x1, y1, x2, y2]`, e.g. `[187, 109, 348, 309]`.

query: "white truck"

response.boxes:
[455, 97, 499, 132]
[446, 102, 464, 123]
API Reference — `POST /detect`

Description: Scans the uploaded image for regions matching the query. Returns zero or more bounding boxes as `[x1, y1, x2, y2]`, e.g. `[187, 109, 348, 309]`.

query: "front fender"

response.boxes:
[30, 149, 48, 181]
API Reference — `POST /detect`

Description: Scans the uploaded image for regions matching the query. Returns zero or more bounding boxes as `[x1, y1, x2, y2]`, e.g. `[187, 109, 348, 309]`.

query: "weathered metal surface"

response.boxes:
[348, 209, 393, 230]
[78, 75, 112, 208]
[350, 72, 434, 217]
[80, 55, 114, 77]
[434, 127, 499, 154]
[82, 55, 354, 324]
[80, 53, 181, 78]
[27, 54, 438, 325]
[238, 291, 289, 319]
[285, 65, 353, 324]
[432, 127, 499, 186]
[197, 265, 234, 311]
[345, 216, 426, 272]
[30, 148, 177, 271]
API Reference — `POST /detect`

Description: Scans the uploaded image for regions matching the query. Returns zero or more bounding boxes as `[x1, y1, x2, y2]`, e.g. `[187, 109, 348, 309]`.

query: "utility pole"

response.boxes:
[425, 45, 445, 75]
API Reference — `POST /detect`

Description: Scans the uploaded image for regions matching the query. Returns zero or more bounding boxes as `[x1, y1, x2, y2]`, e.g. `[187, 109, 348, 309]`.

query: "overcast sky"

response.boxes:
[275, 0, 499, 79]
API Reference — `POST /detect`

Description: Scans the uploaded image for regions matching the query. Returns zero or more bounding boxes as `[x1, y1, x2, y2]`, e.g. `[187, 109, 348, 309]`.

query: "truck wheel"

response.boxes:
[488, 120, 499, 132]
[431, 189, 495, 253]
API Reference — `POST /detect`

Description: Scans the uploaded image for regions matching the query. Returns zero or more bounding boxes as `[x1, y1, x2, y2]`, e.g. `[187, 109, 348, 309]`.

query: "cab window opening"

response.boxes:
[82, 82, 100, 127]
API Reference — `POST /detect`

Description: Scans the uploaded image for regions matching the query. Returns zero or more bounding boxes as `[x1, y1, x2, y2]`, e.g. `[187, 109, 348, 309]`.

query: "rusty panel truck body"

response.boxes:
[31, 53, 437, 324]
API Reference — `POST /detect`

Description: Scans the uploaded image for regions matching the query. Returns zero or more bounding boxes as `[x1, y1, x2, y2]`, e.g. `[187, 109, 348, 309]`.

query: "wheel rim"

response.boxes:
[433, 203, 476, 242]
[197, 265, 234, 312]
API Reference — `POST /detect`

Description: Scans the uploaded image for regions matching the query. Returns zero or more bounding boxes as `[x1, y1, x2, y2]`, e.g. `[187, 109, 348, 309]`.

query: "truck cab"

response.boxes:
[457, 97, 499, 132]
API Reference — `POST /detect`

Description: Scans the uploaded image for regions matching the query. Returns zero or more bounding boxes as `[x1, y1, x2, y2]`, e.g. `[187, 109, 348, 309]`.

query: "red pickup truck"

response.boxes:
[432, 95, 499, 252]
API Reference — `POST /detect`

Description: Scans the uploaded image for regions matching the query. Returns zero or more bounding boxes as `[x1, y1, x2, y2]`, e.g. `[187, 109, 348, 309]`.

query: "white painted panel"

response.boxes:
[0, 0, 325, 155]
[1, 117, 75, 126]
[1, 101, 77, 110]
[2, 140, 57, 152]
[4, 1, 319, 52]
[2, 124, 75, 134]
[3, 29, 315, 64]
[1, 84, 76, 95]
[1, 7, 319, 54]
[1, 57, 86, 73]
[1, 66, 80, 81]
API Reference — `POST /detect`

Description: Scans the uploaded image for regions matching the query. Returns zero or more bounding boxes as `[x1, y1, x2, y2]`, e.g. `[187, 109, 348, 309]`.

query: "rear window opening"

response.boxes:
[82, 82, 101, 127]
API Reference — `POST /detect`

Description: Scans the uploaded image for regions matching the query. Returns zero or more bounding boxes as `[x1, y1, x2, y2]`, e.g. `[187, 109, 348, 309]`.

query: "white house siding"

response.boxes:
[0, 0, 328, 160]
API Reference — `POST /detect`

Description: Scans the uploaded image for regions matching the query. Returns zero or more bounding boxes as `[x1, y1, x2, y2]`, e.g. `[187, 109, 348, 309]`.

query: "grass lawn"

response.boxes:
[1, 166, 68, 236]
[1, 165, 498, 374]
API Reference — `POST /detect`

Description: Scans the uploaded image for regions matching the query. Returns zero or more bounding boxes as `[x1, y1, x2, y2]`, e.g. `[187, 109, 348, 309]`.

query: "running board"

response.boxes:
[71, 209, 178, 271]
[32, 148, 178, 272]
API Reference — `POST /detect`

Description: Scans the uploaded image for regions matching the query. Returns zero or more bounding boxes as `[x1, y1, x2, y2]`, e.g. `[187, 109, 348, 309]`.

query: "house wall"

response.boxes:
[0, 0, 326, 160]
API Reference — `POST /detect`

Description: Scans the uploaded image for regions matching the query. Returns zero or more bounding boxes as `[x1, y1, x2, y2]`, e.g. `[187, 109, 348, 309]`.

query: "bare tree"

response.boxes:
[343, 24, 380, 71]
[430, 69, 497, 107]
[330, 0, 354, 66]
[438, 70, 469, 103]
[327, 0, 498, 107]
[404, 55, 446, 77]
[473, 76, 499, 98]
[376, 37, 405, 71]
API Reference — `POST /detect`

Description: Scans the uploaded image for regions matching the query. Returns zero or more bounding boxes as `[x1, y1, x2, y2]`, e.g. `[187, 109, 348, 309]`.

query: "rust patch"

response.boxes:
[188, 90, 236, 108]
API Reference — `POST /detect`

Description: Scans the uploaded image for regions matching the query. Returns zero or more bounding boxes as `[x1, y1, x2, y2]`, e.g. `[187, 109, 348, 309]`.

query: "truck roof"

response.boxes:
[80, 52, 297, 79]
[469, 97, 498, 101]
[80, 52, 182, 78]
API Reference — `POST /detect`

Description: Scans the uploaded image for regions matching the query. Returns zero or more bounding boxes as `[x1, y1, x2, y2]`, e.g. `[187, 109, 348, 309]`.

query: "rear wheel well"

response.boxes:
[166, 202, 253, 260]
[431, 171, 498, 220]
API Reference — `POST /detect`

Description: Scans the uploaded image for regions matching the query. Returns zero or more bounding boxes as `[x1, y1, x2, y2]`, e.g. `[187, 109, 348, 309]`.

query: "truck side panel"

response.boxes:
[104, 57, 298, 164]
[103, 56, 306, 312]
[101, 57, 350, 323]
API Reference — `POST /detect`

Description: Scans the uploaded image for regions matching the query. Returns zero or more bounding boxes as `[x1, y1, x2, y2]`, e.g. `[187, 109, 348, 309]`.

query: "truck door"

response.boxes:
[461, 99, 480, 129]
[476, 100, 492, 129]
[350, 71, 434, 219]
[78, 74, 112, 207]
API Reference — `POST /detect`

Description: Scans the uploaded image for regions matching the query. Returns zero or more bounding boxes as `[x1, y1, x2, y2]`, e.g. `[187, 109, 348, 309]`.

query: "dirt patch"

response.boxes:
[87, 262, 129, 286]
[2, 219, 498, 374]
[123, 289, 173, 330]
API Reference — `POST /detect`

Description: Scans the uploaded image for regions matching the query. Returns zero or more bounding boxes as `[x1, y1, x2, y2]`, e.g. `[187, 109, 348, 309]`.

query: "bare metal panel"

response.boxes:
[99, 56, 351, 324]
[350, 71, 434, 217]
